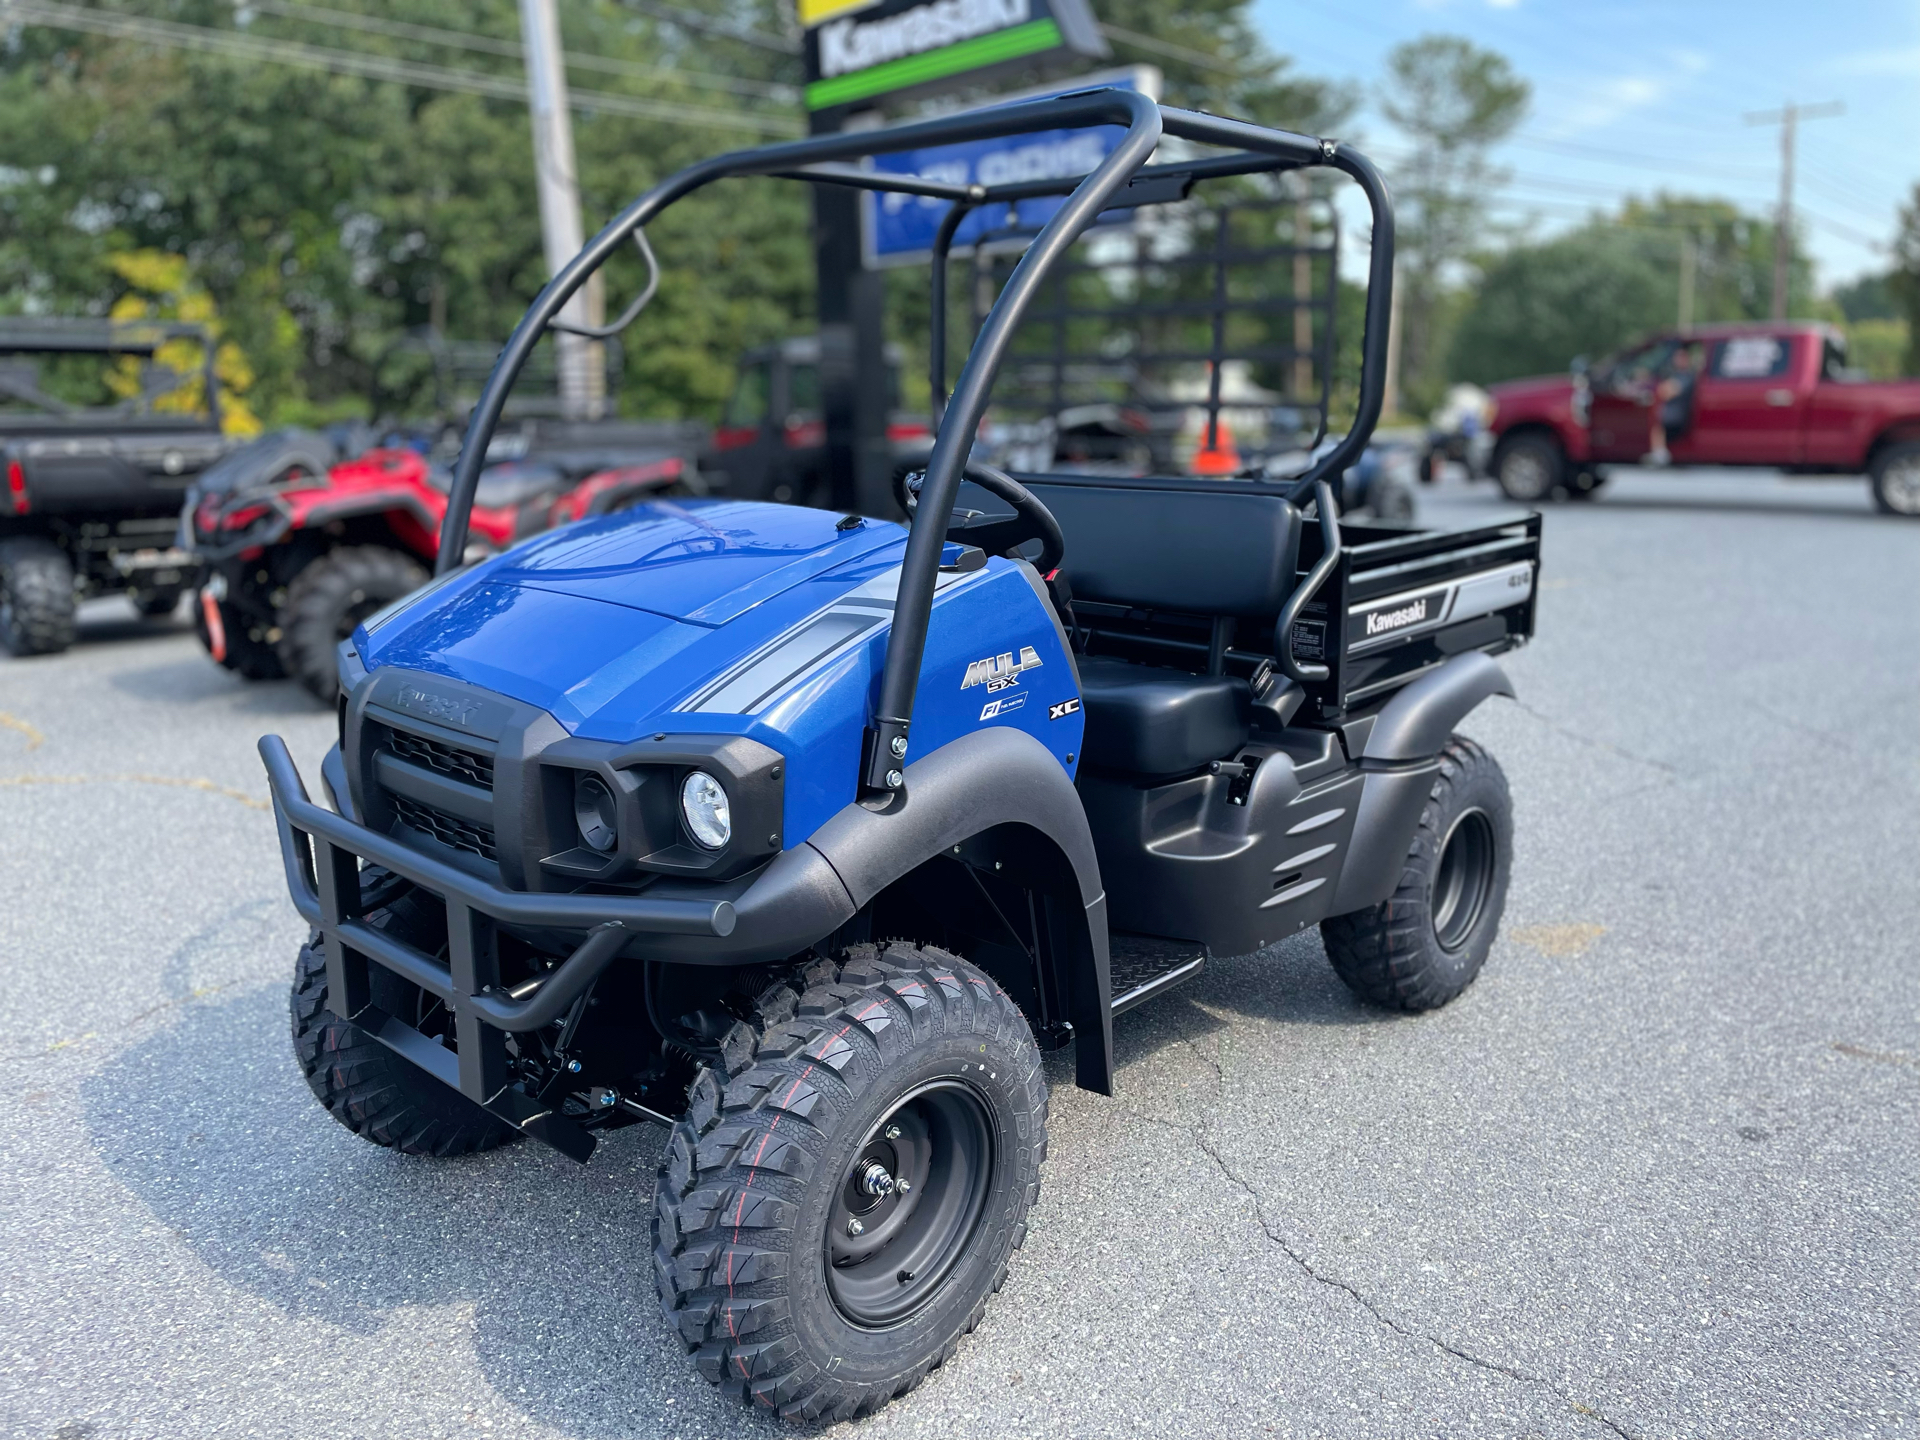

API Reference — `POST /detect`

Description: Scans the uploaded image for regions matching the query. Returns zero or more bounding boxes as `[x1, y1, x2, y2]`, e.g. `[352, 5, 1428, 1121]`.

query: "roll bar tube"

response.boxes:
[431, 91, 1396, 802]
[435, 88, 1159, 572]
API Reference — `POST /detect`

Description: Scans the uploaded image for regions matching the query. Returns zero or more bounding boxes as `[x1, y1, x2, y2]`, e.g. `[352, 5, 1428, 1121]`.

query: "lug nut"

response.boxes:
[896, 1178, 912, 1194]
[885, 1124, 902, 1140]
[847, 1218, 865, 1237]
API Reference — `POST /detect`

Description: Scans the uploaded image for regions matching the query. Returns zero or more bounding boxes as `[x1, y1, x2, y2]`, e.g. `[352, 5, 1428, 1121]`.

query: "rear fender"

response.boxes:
[1330, 652, 1514, 914]
[804, 725, 1113, 1094]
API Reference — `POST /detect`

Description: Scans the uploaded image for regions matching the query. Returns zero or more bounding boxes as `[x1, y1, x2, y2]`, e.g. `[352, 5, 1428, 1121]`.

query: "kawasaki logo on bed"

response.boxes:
[800, 0, 1106, 114]
[1345, 562, 1536, 655]
[962, 646, 1043, 692]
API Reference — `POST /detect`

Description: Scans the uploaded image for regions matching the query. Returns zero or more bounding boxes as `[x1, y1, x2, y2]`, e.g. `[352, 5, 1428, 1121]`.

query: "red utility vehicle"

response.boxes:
[186, 431, 694, 699]
[1485, 322, 1920, 515]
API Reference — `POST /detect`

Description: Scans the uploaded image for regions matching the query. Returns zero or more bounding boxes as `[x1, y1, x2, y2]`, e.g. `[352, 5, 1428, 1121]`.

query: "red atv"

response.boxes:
[185, 428, 697, 699]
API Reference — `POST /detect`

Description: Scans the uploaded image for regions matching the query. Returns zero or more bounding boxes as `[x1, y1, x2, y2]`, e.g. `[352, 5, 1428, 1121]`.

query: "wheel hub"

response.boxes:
[1431, 806, 1496, 953]
[825, 1079, 995, 1329]
[1885, 456, 1920, 514]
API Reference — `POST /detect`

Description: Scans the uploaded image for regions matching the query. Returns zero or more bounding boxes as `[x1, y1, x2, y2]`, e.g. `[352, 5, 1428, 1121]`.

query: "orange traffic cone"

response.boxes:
[1191, 415, 1239, 475]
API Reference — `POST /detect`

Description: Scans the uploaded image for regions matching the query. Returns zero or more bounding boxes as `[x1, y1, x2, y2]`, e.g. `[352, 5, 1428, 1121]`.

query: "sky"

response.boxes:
[1251, 0, 1918, 291]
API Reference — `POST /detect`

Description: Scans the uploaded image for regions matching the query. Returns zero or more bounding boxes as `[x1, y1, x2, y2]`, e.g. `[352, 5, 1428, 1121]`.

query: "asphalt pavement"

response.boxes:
[2, 466, 1916, 1440]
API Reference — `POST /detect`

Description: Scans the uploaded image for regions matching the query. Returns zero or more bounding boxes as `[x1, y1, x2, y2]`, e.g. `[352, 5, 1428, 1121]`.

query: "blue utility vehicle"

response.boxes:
[260, 91, 1539, 1422]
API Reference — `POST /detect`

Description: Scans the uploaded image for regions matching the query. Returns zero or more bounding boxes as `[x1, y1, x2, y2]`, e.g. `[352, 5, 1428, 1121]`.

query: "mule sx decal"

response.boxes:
[962, 645, 1043, 692]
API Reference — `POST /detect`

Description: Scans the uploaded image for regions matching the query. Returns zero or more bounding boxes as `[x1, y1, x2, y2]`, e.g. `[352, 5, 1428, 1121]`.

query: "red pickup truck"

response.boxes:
[1485, 322, 1920, 515]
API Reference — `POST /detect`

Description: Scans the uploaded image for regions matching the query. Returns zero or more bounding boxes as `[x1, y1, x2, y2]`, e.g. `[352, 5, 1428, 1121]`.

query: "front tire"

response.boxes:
[0, 536, 77, 656]
[653, 943, 1047, 1422]
[278, 545, 429, 701]
[1494, 434, 1563, 503]
[290, 891, 517, 1156]
[1321, 736, 1512, 1011]
[1870, 441, 1920, 516]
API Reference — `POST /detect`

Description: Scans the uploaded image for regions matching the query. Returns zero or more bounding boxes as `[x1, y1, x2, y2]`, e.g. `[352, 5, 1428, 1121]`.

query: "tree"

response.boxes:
[1449, 194, 1819, 385]
[1377, 35, 1529, 413]
[1890, 184, 1920, 374]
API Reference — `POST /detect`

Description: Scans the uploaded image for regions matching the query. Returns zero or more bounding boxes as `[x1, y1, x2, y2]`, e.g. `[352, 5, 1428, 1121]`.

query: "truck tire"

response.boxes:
[289, 890, 517, 1157]
[0, 536, 78, 656]
[1365, 473, 1417, 521]
[1869, 441, 1920, 516]
[654, 943, 1048, 1423]
[279, 545, 428, 701]
[1564, 469, 1607, 502]
[1493, 434, 1563, 503]
[1321, 736, 1512, 1011]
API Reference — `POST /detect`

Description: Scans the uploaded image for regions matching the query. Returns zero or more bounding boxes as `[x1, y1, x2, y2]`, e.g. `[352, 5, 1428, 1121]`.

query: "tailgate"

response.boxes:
[1288, 514, 1542, 710]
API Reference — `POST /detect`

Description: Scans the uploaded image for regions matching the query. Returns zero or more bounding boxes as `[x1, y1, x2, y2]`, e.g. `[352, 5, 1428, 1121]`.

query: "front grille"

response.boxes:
[392, 793, 498, 861]
[386, 728, 495, 790]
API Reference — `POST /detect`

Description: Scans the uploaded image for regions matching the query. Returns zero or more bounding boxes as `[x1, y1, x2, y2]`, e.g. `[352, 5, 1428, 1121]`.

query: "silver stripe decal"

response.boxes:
[1260, 876, 1327, 909]
[1275, 842, 1337, 870]
[1286, 808, 1345, 835]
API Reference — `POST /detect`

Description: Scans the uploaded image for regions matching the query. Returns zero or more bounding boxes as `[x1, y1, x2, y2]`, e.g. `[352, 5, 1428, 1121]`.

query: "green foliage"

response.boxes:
[1377, 34, 1529, 413]
[1889, 184, 1920, 374]
[1835, 272, 1897, 323]
[0, 0, 1335, 425]
[1842, 319, 1911, 381]
[1448, 195, 1820, 387]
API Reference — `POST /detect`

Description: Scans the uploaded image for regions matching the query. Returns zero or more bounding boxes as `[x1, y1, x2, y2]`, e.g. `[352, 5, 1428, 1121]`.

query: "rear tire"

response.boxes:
[1365, 473, 1417, 522]
[290, 889, 517, 1157]
[653, 942, 1047, 1422]
[1494, 434, 1563, 503]
[0, 536, 77, 656]
[1869, 441, 1920, 516]
[278, 545, 428, 701]
[1321, 736, 1512, 1011]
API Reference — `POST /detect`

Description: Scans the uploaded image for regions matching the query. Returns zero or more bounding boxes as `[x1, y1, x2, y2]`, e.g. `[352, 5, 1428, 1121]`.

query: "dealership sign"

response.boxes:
[863, 67, 1160, 265]
[800, 0, 1107, 113]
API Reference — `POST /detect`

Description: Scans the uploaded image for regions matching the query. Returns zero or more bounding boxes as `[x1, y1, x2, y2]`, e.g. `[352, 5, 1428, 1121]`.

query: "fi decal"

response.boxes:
[1047, 697, 1080, 720]
[978, 692, 1028, 721]
[962, 645, 1043, 692]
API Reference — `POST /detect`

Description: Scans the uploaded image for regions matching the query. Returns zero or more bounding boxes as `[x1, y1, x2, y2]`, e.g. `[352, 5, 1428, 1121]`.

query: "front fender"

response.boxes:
[805, 726, 1114, 1094]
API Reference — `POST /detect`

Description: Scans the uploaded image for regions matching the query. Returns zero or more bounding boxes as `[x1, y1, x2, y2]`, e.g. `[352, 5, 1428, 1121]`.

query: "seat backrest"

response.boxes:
[1021, 477, 1303, 617]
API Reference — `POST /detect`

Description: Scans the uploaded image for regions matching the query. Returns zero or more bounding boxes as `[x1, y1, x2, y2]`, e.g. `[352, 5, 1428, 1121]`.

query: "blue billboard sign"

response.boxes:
[863, 67, 1159, 266]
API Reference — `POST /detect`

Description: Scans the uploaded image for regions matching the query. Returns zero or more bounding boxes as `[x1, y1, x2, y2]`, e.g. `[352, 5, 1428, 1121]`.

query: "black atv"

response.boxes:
[0, 319, 229, 654]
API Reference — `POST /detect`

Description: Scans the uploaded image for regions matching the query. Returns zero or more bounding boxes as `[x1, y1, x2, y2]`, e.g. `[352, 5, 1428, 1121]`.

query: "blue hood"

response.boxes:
[486, 499, 906, 625]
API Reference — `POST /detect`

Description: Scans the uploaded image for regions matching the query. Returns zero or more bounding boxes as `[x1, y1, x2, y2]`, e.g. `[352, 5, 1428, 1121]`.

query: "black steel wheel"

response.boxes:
[1321, 735, 1512, 1011]
[653, 943, 1047, 1423]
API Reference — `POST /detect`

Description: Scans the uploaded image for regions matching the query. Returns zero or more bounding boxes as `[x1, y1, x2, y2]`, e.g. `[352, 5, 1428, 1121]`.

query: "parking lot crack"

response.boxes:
[1149, 1112, 1641, 1440]
[1507, 700, 1677, 777]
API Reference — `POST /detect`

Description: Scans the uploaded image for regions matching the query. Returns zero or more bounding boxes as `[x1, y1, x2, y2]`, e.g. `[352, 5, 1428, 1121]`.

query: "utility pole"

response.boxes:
[520, 0, 605, 420]
[1744, 99, 1843, 321]
[1677, 230, 1696, 330]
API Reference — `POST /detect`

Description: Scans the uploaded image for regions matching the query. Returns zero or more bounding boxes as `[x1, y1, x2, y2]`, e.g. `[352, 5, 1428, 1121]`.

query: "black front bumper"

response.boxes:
[261, 735, 853, 1159]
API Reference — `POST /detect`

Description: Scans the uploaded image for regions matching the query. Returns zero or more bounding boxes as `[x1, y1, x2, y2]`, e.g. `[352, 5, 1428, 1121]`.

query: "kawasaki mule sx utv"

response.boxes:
[260, 90, 1541, 1422]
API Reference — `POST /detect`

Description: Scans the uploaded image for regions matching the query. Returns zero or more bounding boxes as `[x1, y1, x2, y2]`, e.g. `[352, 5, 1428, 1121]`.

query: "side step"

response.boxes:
[1109, 933, 1207, 1016]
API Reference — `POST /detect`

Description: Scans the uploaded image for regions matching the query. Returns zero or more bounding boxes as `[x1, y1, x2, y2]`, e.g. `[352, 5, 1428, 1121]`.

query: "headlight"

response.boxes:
[680, 770, 730, 849]
[574, 774, 618, 852]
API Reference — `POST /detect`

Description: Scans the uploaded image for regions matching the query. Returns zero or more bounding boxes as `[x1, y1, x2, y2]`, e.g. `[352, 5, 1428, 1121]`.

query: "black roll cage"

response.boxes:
[435, 89, 1395, 795]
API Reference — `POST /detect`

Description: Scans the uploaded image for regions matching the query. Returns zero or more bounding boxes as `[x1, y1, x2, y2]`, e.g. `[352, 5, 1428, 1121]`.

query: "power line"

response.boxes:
[612, 0, 799, 55]
[1095, 23, 1242, 79]
[7, 0, 802, 135]
[236, 0, 800, 102]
